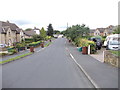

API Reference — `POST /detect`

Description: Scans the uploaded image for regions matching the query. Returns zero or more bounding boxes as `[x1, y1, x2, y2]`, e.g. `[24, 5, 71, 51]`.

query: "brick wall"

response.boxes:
[104, 51, 119, 68]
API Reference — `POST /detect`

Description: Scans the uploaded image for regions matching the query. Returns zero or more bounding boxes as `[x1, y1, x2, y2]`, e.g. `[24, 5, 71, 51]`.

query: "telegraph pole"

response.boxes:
[67, 22, 68, 30]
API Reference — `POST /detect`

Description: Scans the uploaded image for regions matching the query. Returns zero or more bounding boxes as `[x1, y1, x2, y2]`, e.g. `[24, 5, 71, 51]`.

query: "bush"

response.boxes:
[45, 36, 52, 40]
[0, 53, 7, 56]
[7, 46, 17, 55]
[102, 36, 106, 44]
[8, 49, 17, 55]
[76, 38, 96, 54]
[25, 38, 33, 43]
[16, 43, 26, 48]
[29, 41, 41, 47]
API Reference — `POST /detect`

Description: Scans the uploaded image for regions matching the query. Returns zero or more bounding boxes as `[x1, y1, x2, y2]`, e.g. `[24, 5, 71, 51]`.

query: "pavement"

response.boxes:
[66, 39, 118, 88]
[89, 48, 106, 63]
[1, 41, 50, 61]
[2, 38, 94, 88]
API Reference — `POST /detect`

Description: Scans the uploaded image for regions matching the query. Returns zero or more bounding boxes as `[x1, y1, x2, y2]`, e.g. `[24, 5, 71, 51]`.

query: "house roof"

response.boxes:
[96, 28, 106, 33]
[90, 29, 96, 33]
[33, 27, 40, 30]
[0, 21, 20, 34]
[106, 26, 117, 34]
[24, 30, 36, 36]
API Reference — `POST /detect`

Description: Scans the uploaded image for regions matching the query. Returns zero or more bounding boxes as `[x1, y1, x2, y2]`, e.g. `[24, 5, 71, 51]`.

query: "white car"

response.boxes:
[103, 34, 120, 47]
[0, 44, 7, 48]
[104, 34, 120, 47]
[107, 40, 120, 50]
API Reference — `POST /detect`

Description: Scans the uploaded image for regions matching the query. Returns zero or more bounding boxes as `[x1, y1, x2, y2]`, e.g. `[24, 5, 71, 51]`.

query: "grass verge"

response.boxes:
[44, 42, 52, 47]
[110, 50, 120, 56]
[0, 52, 33, 64]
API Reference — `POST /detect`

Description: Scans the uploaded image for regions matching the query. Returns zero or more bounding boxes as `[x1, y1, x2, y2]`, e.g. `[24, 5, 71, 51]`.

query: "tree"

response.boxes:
[25, 28, 32, 31]
[63, 24, 90, 41]
[47, 24, 54, 36]
[40, 27, 47, 40]
[113, 25, 120, 34]
[32, 34, 42, 42]
[53, 30, 60, 34]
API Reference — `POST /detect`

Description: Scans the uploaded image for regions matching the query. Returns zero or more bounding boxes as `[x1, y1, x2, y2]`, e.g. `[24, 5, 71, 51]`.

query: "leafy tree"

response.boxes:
[47, 24, 54, 37]
[40, 27, 47, 40]
[54, 30, 60, 34]
[32, 34, 42, 42]
[64, 24, 90, 41]
[25, 28, 32, 31]
[113, 25, 120, 34]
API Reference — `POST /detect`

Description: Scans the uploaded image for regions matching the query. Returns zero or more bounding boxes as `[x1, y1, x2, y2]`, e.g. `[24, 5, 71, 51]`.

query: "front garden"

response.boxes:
[0, 35, 52, 57]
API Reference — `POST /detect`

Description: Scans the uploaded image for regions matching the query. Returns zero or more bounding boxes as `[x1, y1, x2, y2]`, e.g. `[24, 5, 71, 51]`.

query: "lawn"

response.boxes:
[110, 50, 120, 56]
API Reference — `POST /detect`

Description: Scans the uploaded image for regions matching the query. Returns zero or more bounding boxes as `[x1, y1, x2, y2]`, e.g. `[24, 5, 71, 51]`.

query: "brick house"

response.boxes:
[23, 27, 40, 38]
[92, 25, 116, 36]
[0, 21, 22, 46]
[24, 30, 36, 38]
[94, 28, 105, 36]
[103, 25, 116, 36]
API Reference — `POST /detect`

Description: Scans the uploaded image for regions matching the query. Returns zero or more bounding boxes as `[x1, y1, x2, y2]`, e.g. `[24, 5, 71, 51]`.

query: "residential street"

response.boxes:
[2, 38, 95, 88]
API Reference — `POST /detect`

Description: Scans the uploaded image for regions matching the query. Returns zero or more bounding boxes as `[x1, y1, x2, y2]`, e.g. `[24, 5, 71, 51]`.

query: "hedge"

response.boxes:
[29, 41, 41, 47]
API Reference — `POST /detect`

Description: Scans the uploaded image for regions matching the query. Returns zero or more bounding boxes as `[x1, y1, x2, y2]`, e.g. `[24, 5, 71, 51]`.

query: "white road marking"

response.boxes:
[37, 48, 45, 52]
[69, 53, 99, 88]
[65, 40, 99, 88]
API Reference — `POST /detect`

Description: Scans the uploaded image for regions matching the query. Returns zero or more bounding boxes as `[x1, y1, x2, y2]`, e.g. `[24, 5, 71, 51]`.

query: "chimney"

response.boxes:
[34, 27, 36, 29]
[6, 20, 10, 23]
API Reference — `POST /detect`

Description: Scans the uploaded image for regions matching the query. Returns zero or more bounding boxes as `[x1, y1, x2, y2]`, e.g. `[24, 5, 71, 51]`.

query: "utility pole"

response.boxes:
[67, 22, 68, 30]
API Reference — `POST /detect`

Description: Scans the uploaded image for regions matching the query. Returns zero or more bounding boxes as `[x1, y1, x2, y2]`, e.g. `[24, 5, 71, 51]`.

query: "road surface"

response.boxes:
[2, 38, 95, 88]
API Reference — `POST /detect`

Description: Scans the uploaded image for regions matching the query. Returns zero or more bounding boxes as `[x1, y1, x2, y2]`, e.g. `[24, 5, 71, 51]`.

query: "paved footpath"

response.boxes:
[1, 41, 50, 61]
[66, 39, 119, 88]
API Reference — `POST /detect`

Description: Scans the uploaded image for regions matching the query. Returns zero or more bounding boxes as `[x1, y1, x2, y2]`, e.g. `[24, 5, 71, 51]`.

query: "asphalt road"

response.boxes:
[2, 38, 94, 88]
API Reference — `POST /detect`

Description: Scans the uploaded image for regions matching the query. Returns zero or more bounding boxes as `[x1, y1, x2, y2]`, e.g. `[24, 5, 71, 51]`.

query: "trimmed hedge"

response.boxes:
[29, 41, 41, 47]
[25, 38, 33, 43]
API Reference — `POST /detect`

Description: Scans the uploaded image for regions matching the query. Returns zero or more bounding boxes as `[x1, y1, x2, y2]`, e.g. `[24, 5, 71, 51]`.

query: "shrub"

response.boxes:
[76, 38, 96, 54]
[29, 41, 41, 47]
[25, 38, 33, 43]
[45, 36, 52, 40]
[16, 43, 26, 48]
[0, 53, 7, 56]
[8, 49, 17, 55]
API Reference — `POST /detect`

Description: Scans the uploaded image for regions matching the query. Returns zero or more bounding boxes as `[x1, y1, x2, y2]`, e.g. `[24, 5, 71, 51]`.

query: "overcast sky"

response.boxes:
[0, 0, 119, 31]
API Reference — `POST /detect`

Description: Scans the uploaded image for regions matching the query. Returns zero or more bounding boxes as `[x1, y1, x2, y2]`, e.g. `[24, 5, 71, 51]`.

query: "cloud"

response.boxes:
[11, 20, 32, 25]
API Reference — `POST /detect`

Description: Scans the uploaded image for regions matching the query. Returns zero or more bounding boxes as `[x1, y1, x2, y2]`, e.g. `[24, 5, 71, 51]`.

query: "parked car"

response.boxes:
[105, 34, 120, 50]
[106, 40, 120, 50]
[89, 36, 102, 50]
[103, 34, 120, 47]
[0, 44, 7, 48]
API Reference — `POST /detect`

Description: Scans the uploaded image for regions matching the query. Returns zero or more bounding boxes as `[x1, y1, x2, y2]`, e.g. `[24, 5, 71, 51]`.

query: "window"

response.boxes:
[9, 32, 10, 37]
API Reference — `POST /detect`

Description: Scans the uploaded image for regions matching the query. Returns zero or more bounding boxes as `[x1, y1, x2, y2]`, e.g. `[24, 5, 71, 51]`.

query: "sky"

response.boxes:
[0, 0, 119, 31]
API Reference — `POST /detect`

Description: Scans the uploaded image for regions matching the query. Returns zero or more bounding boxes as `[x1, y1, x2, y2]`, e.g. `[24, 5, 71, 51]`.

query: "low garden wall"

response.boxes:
[104, 51, 120, 68]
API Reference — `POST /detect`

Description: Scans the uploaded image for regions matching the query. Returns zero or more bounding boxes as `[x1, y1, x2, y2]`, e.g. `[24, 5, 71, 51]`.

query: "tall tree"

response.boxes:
[63, 24, 90, 41]
[113, 25, 120, 34]
[40, 27, 47, 40]
[47, 24, 54, 36]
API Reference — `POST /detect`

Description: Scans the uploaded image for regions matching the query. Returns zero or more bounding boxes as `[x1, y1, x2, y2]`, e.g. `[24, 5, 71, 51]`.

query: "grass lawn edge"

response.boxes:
[0, 52, 33, 65]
